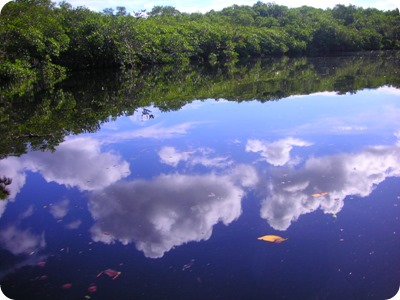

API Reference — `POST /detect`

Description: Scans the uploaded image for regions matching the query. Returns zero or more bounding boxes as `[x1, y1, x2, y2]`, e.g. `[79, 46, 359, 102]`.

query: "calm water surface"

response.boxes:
[1, 57, 400, 300]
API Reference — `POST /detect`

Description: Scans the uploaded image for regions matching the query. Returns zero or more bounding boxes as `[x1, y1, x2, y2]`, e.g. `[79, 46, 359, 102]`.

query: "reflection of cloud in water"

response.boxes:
[246, 138, 312, 166]
[19, 205, 34, 220]
[158, 146, 191, 167]
[287, 91, 338, 99]
[0, 137, 130, 219]
[260, 142, 400, 230]
[0, 137, 129, 196]
[0, 202, 7, 220]
[0, 157, 27, 218]
[65, 219, 82, 230]
[89, 165, 258, 258]
[24, 137, 130, 191]
[0, 226, 45, 255]
[374, 86, 400, 96]
[105, 122, 198, 142]
[49, 198, 70, 219]
[333, 125, 367, 132]
[0, 158, 26, 200]
[158, 146, 232, 168]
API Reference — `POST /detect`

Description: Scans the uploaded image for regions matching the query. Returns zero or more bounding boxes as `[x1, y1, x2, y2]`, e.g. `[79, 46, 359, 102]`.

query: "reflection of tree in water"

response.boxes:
[139, 108, 154, 121]
[0, 176, 12, 200]
[1, 54, 399, 159]
[334, 75, 357, 94]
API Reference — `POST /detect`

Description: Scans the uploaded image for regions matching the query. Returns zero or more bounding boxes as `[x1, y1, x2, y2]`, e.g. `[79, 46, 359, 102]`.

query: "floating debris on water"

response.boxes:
[311, 192, 329, 197]
[62, 283, 72, 289]
[97, 269, 121, 280]
[182, 259, 195, 271]
[258, 235, 287, 243]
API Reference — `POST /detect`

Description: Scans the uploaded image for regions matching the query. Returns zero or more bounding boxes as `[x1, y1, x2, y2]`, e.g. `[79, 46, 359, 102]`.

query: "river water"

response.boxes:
[0, 54, 399, 299]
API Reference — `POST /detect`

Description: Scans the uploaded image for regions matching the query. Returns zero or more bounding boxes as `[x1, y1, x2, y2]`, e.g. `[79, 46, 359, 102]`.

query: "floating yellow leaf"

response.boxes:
[258, 235, 287, 243]
[311, 192, 329, 197]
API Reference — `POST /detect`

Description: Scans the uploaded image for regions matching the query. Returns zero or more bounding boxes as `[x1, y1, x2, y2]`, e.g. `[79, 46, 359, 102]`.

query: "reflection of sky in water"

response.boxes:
[0, 87, 399, 299]
[89, 165, 258, 258]
[258, 140, 400, 230]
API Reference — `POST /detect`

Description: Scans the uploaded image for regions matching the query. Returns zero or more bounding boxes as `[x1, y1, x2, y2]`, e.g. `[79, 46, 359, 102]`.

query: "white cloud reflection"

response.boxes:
[0, 158, 27, 202]
[65, 219, 82, 230]
[246, 137, 312, 166]
[24, 137, 130, 191]
[18, 205, 34, 220]
[49, 198, 70, 219]
[0, 137, 130, 219]
[158, 146, 232, 168]
[259, 141, 400, 230]
[287, 91, 339, 99]
[374, 85, 400, 96]
[0, 226, 45, 255]
[88, 165, 258, 258]
[0, 137, 129, 194]
[104, 122, 198, 142]
[158, 146, 191, 167]
[0, 157, 27, 218]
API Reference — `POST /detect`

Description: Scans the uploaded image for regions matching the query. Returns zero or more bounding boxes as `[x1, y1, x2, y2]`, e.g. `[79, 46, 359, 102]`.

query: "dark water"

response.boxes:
[0, 55, 400, 299]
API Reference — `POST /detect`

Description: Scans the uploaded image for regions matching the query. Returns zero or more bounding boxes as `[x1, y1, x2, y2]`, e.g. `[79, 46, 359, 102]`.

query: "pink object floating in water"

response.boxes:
[104, 269, 121, 280]
[62, 283, 72, 289]
[88, 285, 97, 293]
[97, 268, 122, 280]
[37, 261, 46, 267]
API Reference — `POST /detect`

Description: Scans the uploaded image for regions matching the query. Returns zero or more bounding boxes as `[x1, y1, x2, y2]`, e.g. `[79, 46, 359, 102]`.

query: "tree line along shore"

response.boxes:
[0, 0, 399, 83]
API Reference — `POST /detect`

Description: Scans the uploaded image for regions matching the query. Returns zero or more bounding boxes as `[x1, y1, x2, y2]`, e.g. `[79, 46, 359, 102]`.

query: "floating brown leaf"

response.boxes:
[311, 192, 329, 197]
[258, 235, 287, 243]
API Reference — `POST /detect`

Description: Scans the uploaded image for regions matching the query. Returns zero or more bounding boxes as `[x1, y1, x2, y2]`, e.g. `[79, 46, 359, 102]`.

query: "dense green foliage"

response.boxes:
[1, 52, 399, 159]
[0, 0, 399, 82]
[0, 0, 69, 82]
